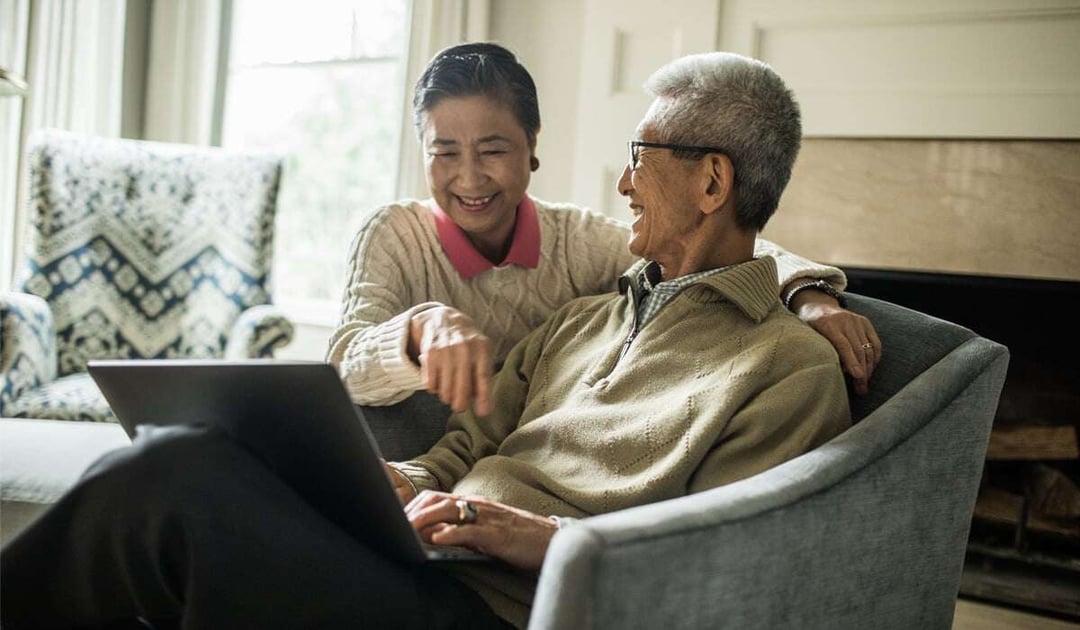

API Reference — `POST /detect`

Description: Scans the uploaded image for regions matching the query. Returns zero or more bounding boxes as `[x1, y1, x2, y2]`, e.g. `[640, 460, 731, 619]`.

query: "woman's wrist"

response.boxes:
[782, 279, 846, 311]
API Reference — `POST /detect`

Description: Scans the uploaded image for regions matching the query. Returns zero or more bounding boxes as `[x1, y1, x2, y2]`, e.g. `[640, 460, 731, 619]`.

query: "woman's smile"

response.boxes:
[455, 193, 498, 213]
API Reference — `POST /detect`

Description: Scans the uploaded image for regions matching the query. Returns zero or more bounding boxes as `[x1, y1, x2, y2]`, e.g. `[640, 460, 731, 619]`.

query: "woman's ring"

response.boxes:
[861, 342, 873, 350]
[456, 499, 478, 525]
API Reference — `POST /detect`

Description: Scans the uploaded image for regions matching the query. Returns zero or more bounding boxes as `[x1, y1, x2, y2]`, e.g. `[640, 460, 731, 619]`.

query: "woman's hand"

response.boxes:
[405, 491, 557, 571]
[408, 306, 494, 415]
[791, 291, 883, 396]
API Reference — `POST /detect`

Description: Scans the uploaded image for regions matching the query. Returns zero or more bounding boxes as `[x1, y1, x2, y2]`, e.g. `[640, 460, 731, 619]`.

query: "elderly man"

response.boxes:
[1, 52, 850, 630]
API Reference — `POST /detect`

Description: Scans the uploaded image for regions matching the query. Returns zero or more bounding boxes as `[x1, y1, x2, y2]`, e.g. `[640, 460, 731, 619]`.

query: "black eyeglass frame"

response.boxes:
[628, 140, 725, 170]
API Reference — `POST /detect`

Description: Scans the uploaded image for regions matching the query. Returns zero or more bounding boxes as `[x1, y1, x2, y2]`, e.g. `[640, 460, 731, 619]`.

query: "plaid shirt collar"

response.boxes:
[633, 260, 735, 327]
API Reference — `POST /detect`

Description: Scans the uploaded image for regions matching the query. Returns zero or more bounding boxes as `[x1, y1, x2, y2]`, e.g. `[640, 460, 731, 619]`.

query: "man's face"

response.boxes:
[421, 94, 533, 258]
[617, 100, 704, 272]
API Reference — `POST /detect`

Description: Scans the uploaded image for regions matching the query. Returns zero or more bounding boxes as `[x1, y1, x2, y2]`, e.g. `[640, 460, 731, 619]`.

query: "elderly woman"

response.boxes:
[2, 50, 851, 630]
[328, 43, 881, 417]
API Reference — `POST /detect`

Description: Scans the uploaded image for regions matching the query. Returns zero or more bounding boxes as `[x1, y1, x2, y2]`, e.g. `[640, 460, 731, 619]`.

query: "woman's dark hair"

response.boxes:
[413, 42, 540, 145]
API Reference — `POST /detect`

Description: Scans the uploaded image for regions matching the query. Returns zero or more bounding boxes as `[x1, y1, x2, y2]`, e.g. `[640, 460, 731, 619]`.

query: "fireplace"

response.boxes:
[843, 267, 1080, 618]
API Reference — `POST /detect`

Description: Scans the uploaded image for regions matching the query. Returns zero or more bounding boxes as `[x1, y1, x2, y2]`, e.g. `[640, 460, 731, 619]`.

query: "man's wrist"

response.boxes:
[389, 461, 441, 494]
[386, 463, 420, 497]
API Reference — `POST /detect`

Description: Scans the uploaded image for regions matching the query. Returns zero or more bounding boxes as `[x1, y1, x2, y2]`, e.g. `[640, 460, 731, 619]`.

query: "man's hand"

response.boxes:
[405, 491, 557, 571]
[407, 306, 494, 415]
[382, 461, 417, 505]
[791, 290, 882, 396]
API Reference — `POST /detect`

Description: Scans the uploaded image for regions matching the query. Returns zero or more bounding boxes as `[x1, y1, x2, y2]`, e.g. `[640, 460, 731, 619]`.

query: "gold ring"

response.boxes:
[456, 499, 478, 525]
[861, 343, 873, 350]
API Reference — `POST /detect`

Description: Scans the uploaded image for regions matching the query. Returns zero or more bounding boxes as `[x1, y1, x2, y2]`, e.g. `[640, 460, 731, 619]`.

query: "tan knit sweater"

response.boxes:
[327, 198, 846, 406]
[398, 256, 852, 628]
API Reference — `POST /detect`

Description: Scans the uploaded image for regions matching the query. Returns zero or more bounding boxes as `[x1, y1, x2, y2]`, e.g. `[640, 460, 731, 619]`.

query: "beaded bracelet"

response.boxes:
[783, 279, 847, 310]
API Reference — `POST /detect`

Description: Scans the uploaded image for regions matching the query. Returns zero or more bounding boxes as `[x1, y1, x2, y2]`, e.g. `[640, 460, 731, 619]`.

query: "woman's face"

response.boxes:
[421, 95, 533, 259]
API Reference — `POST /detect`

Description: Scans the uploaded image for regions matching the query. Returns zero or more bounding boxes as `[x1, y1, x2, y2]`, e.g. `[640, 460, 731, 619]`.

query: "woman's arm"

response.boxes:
[327, 207, 439, 406]
[785, 290, 881, 396]
[755, 239, 883, 394]
[395, 303, 562, 495]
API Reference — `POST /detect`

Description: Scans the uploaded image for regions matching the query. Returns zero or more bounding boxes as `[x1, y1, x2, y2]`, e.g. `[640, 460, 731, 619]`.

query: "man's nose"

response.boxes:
[616, 164, 633, 196]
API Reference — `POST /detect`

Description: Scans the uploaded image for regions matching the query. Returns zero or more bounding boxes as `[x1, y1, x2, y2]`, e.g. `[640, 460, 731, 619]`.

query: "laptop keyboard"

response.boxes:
[422, 543, 491, 562]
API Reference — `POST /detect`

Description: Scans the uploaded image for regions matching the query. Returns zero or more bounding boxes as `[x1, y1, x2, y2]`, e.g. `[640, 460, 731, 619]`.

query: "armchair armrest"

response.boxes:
[531, 338, 1008, 630]
[1, 292, 58, 415]
[224, 304, 295, 359]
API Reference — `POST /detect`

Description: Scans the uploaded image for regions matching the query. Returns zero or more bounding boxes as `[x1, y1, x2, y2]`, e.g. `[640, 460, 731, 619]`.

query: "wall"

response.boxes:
[494, 0, 1080, 284]
[279, 0, 1080, 359]
[489, 0, 585, 204]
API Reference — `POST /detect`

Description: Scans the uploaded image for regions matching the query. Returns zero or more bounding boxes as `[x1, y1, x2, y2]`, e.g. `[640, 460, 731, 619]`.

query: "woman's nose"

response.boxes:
[457, 153, 488, 188]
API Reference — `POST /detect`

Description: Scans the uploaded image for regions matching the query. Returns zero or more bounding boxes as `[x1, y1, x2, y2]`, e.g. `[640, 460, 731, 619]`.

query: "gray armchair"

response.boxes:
[0, 130, 293, 423]
[361, 293, 1009, 629]
[530, 293, 1009, 629]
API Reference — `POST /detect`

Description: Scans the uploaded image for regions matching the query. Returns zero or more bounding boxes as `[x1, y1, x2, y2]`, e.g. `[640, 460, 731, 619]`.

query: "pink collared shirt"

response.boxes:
[430, 195, 541, 280]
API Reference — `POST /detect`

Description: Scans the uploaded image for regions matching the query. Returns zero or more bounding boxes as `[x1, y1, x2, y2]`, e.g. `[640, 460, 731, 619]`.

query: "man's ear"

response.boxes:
[699, 153, 734, 215]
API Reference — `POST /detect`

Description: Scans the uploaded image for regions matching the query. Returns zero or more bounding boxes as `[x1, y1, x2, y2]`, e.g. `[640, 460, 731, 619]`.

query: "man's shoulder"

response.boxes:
[755, 309, 843, 372]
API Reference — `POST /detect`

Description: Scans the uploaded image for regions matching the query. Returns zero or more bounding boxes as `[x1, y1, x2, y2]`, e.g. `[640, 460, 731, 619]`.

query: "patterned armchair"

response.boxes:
[0, 130, 294, 423]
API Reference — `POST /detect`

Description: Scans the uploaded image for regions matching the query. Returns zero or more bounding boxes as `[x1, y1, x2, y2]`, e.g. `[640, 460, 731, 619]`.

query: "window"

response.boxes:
[220, 0, 409, 320]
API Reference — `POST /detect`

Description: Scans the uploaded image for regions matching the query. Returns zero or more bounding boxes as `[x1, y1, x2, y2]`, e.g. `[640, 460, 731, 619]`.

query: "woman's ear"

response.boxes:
[699, 153, 734, 215]
[529, 127, 542, 171]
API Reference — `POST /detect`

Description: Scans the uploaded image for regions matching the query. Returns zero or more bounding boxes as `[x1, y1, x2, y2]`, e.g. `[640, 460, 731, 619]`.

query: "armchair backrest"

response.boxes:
[844, 293, 978, 422]
[16, 130, 282, 375]
[532, 293, 1009, 629]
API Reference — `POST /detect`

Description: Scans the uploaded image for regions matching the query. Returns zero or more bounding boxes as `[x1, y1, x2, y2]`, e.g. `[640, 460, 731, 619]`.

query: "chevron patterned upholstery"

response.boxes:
[0, 130, 294, 422]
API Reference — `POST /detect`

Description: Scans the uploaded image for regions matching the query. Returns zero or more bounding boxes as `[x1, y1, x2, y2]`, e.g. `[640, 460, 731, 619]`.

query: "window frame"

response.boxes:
[211, 0, 411, 327]
[208, 0, 491, 329]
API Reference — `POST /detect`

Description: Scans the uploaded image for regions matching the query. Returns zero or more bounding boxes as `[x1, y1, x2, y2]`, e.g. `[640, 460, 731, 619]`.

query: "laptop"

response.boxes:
[87, 359, 490, 565]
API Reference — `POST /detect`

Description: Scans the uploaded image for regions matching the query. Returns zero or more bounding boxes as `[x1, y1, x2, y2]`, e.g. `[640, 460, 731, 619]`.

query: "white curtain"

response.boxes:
[25, 0, 126, 136]
[0, 0, 126, 289]
[142, 0, 221, 145]
[395, 0, 490, 199]
[0, 0, 30, 289]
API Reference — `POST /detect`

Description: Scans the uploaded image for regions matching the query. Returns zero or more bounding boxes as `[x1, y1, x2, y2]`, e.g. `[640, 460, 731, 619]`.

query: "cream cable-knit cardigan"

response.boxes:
[327, 198, 846, 405]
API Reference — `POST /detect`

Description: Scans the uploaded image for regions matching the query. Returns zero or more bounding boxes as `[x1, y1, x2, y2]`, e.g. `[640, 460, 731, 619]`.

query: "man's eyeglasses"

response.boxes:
[628, 140, 725, 171]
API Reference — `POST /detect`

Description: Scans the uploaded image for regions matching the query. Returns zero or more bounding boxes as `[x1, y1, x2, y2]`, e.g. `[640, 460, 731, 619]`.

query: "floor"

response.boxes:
[954, 599, 1080, 630]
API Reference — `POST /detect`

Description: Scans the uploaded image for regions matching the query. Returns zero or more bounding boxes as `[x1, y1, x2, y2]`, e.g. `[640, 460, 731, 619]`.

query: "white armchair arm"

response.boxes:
[1, 292, 58, 415]
[224, 304, 295, 359]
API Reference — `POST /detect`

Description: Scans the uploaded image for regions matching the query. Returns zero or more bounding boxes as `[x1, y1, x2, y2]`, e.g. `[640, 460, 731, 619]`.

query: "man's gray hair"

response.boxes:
[644, 52, 801, 231]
